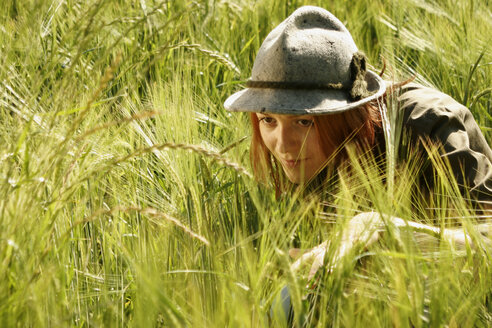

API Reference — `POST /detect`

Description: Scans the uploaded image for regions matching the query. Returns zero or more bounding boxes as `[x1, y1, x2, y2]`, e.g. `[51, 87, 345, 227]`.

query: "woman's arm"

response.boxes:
[399, 84, 492, 205]
[291, 212, 491, 281]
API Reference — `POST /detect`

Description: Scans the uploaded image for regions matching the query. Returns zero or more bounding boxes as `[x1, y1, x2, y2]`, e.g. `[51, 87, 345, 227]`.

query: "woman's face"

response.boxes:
[256, 113, 329, 184]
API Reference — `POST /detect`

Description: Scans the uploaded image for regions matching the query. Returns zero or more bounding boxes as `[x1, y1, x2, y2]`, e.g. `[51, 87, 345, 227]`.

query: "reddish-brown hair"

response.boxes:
[249, 102, 382, 192]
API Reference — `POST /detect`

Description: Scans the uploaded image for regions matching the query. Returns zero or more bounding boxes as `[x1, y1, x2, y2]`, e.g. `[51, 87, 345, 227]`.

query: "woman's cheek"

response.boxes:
[260, 129, 275, 154]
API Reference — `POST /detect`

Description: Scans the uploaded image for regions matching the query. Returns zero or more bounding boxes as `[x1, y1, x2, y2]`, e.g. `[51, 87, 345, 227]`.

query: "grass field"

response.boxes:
[1, 0, 491, 326]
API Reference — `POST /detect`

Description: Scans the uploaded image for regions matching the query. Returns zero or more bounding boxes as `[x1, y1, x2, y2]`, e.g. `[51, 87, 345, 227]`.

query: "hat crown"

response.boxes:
[223, 6, 386, 115]
[251, 6, 358, 88]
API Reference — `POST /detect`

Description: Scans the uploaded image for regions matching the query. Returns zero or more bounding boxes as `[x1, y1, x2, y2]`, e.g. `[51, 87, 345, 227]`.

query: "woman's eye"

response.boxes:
[259, 117, 275, 125]
[297, 119, 314, 127]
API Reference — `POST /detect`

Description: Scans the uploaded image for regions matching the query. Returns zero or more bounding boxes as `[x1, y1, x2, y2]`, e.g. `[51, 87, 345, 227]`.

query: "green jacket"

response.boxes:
[399, 83, 492, 203]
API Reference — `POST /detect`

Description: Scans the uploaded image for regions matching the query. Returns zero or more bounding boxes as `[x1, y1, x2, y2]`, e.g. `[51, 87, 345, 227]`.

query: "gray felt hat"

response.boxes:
[224, 6, 386, 115]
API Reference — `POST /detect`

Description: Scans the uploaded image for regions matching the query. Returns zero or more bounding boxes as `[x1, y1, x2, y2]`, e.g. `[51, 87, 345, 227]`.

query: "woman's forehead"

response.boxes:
[256, 112, 315, 119]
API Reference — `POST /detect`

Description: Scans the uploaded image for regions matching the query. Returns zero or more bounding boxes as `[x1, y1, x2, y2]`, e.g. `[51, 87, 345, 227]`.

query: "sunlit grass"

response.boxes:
[0, 0, 490, 326]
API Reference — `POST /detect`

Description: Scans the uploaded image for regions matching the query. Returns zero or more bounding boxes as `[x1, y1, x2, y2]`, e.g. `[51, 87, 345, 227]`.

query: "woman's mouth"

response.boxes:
[281, 158, 307, 169]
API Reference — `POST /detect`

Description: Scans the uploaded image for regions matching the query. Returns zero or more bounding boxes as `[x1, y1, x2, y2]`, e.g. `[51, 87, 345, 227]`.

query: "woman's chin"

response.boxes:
[283, 169, 314, 185]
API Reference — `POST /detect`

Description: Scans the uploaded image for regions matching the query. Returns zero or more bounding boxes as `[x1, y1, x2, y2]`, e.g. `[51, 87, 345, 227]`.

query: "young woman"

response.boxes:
[225, 6, 492, 203]
[224, 5, 491, 323]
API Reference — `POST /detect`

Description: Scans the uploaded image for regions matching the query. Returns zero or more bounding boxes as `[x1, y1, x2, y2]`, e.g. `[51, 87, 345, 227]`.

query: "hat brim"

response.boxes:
[224, 70, 385, 115]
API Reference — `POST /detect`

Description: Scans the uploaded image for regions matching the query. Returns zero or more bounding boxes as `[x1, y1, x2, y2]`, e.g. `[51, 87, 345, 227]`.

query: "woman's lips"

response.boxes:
[281, 158, 308, 169]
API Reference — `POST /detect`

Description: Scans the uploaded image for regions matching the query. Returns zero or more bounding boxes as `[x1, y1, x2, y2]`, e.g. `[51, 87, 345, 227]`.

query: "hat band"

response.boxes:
[246, 52, 373, 101]
[246, 80, 345, 90]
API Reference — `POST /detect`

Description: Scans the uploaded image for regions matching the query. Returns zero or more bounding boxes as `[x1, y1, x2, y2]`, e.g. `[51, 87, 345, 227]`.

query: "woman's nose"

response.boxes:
[275, 125, 299, 155]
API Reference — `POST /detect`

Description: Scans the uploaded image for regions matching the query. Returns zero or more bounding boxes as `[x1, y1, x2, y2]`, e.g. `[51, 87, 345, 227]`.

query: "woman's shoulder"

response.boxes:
[396, 83, 472, 134]
[391, 82, 492, 202]
[394, 83, 491, 155]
